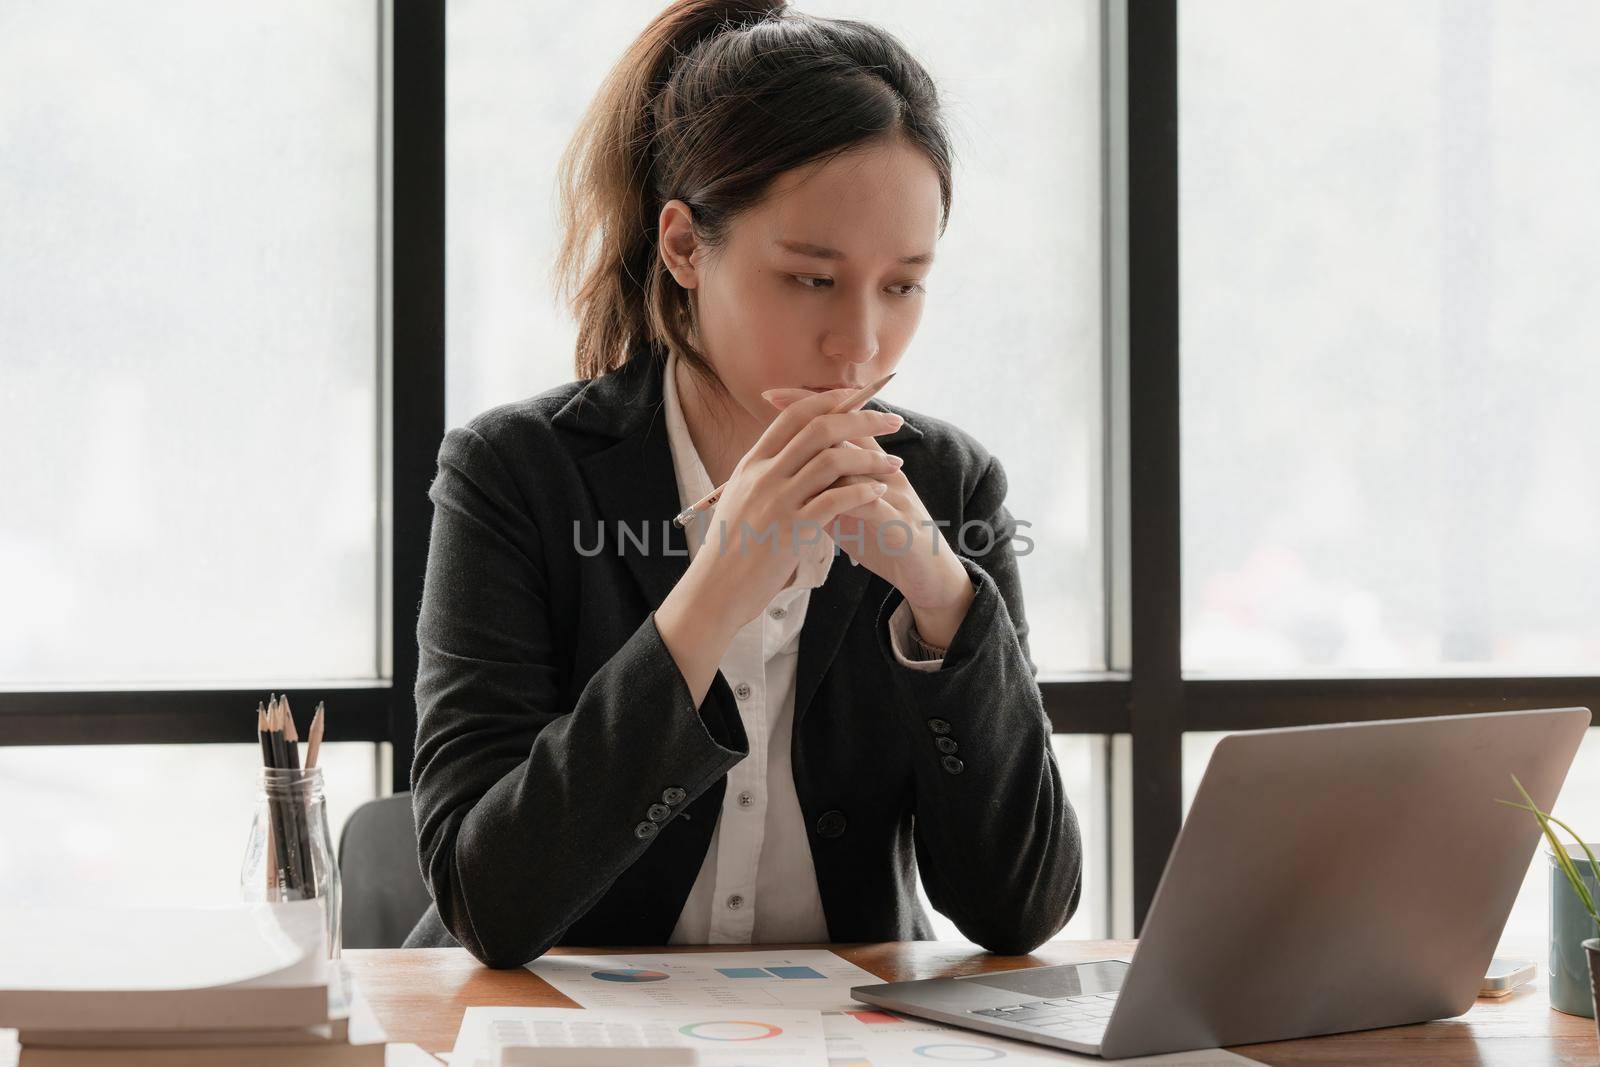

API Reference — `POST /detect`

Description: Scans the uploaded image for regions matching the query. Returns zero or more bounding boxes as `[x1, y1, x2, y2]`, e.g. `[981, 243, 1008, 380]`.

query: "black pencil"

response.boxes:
[280, 696, 318, 892]
[258, 699, 293, 892]
[271, 695, 312, 894]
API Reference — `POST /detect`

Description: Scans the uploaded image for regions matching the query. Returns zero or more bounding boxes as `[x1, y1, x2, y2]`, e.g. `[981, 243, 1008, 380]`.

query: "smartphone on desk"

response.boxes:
[1479, 958, 1537, 997]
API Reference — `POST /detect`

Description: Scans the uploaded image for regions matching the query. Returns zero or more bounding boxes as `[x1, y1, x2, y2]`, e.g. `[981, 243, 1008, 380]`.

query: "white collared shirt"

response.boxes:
[660, 351, 941, 945]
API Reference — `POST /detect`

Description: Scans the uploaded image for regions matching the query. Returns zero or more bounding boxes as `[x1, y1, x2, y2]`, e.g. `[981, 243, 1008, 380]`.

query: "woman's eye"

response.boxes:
[790, 275, 926, 297]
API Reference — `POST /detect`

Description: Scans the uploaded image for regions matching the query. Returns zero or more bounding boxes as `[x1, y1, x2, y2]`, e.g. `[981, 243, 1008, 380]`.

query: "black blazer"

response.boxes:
[402, 353, 1082, 966]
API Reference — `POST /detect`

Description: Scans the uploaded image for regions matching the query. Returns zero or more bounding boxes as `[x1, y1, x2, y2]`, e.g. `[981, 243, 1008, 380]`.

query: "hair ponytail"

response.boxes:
[555, 0, 953, 381]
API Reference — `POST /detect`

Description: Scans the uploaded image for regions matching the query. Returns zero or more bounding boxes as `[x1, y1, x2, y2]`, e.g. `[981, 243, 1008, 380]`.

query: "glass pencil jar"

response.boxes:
[240, 766, 342, 958]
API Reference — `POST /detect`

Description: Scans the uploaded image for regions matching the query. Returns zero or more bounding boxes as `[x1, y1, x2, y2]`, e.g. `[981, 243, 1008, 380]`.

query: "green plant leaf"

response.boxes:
[1505, 774, 1600, 931]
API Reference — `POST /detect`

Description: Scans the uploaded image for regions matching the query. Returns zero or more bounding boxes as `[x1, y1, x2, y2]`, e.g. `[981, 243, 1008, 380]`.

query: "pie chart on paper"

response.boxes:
[678, 1019, 784, 1041]
[589, 968, 672, 983]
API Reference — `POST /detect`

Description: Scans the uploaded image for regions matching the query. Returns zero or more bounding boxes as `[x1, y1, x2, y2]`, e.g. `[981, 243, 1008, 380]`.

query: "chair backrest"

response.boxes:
[337, 791, 432, 949]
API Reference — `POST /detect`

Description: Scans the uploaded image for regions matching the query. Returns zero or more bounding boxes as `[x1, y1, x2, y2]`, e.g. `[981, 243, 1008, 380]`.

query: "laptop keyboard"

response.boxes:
[971, 991, 1118, 1042]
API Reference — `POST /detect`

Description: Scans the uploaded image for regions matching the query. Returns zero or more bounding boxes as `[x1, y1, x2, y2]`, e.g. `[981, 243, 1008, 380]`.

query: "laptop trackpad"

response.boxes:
[959, 961, 1130, 999]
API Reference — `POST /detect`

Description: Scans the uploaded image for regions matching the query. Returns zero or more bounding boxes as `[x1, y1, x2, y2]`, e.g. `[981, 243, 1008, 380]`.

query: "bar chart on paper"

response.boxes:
[526, 950, 881, 1011]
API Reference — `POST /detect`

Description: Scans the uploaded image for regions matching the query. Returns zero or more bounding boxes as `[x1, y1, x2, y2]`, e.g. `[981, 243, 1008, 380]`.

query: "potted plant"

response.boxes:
[1498, 775, 1600, 1027]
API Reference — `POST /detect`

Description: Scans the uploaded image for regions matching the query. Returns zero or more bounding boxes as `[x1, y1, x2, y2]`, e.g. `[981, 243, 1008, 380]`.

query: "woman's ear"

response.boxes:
[658, 199, 701, 290]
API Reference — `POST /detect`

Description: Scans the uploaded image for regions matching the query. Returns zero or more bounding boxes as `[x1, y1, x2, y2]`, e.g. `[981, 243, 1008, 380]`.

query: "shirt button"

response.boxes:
[662, 787, 686, 805]
[768, 606, 787, 620]
[726, 894, 744, 911]
[734, 682, 752, 700]
[935, 737, 959, 754]
[737, 791, 754, 808]
[941, 755, 965, 775]
[928, 718, 953, 735]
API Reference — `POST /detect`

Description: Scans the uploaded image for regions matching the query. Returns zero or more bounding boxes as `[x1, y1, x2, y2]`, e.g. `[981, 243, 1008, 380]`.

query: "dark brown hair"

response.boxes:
[554, 0, 954, 382]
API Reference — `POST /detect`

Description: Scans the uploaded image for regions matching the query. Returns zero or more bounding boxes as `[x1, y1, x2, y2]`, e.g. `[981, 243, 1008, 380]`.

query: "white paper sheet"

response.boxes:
[0, 900, 323, 991]
[447, 1006, 826, 1067]
[526, 950, 880, 1012]
[822, 1009, 1260, 1065]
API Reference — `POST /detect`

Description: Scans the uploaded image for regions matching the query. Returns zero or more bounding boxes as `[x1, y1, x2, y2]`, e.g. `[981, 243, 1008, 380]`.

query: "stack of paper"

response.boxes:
[0, 901, 386, 1066]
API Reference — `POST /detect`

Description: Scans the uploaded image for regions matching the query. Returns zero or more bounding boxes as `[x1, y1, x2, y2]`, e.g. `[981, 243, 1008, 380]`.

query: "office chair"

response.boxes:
[336, 791, 433, 949]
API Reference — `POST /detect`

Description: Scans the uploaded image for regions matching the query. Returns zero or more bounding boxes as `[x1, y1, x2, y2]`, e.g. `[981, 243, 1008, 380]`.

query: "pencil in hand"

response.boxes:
[671, 372, 897, 528]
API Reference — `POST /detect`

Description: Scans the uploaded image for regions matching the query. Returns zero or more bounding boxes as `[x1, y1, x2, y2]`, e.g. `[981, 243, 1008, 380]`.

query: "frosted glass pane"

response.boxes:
[1180, 0, 1600, 675]
[0, 2, 381, 685]
[447, 0, 1104, 673]
[0, 742, 377, 909]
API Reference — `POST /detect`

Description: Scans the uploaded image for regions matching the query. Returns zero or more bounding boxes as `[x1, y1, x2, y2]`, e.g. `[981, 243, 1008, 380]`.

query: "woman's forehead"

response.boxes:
[739, 144, 942, 259]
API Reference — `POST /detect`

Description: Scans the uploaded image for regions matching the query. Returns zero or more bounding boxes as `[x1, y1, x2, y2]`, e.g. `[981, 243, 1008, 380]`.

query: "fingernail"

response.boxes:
[887, 454, 904, 467]
[873, 482, 888, 494]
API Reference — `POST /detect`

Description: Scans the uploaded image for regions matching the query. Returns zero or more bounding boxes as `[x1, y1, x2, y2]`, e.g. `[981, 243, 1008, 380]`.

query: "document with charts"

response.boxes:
[447, 1006, 826, 1067]
[525, 949, 880, 1011]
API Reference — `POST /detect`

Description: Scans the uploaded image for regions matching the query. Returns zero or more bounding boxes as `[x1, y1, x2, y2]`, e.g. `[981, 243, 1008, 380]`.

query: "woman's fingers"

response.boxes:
[749, 386, 856, 462]
[764, 390, 896, 452]
[792, 441, 903, 504]
[773, 409, 902, 477]
[798, 479, 888, 527]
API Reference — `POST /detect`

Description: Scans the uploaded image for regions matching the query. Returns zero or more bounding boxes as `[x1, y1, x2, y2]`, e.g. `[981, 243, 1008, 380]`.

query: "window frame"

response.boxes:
[3, 0, 1596, 937]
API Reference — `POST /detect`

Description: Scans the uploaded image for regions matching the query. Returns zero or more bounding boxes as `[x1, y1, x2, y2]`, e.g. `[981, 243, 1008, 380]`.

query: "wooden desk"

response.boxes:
[344, 941, 1600, 1065]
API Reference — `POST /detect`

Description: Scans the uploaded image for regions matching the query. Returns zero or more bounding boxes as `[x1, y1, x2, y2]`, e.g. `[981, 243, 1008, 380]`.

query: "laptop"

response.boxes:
[851, 706, 1591, 1059]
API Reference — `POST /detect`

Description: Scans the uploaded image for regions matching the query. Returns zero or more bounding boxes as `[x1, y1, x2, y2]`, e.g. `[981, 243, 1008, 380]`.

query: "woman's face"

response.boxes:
[659, 136, 943, 423]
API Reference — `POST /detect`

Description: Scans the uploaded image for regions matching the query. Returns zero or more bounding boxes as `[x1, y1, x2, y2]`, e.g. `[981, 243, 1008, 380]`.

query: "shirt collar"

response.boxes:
[662, 349, 835, 591]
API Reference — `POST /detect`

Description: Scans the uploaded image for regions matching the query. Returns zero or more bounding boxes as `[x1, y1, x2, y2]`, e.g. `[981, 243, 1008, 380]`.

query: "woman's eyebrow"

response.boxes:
[773, 237, 934, 266]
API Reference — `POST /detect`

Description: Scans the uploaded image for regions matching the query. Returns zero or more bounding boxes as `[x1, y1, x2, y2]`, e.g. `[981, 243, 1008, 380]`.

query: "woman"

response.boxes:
[404, 0, 1082, 967]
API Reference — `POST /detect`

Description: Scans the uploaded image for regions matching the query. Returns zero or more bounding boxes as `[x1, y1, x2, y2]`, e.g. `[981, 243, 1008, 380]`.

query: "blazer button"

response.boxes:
[935, 737, 959, 754]
[815, 810, 848, 838]
[928, 718, 952, 735]
[634, 821, 659, 839]
[662, 787, 686, 805]
[647, 803, 671, 822]
[941, 755, 965, 775]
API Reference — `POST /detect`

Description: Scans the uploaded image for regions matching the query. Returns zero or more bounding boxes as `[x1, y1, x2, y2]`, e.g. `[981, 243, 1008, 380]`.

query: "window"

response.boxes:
[0, 2, 384, 686]
[1179, 0, 1600, 675]
[0, 743, 378, 909]
[0, 4, 385, 898]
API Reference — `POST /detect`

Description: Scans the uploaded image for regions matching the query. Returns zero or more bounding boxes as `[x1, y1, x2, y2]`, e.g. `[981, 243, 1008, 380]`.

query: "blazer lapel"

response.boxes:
[558, 355, 692, 612]
[577, 423, 693, 613]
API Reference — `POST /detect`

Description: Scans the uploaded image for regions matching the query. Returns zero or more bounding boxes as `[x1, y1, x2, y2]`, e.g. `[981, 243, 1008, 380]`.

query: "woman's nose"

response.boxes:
[823, 296, 879, 365]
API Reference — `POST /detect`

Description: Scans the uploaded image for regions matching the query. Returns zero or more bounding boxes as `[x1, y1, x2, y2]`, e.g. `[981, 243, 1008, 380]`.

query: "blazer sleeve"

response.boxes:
[873, 452, 1084, 955]
[410, 426, 750, 968]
